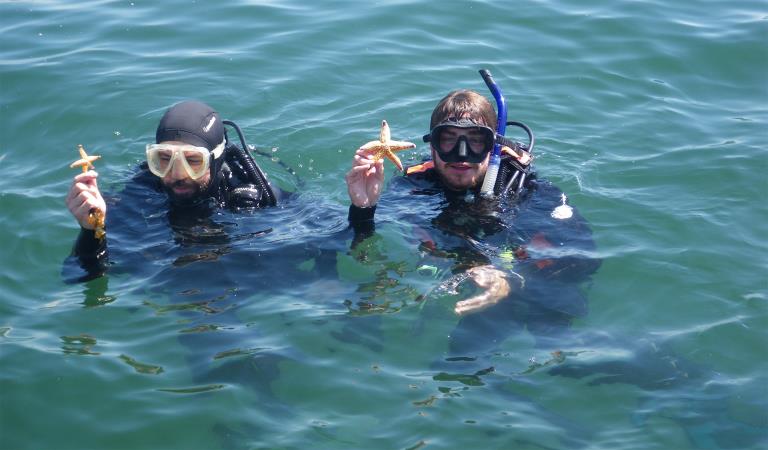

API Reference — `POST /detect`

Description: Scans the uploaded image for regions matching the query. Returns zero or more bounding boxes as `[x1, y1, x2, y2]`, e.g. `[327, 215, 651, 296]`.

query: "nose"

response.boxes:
[167, 156, 187, 180]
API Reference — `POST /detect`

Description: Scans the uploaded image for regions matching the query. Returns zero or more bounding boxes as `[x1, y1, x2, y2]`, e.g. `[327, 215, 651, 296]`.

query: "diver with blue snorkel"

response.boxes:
[345, 69, 601, 353]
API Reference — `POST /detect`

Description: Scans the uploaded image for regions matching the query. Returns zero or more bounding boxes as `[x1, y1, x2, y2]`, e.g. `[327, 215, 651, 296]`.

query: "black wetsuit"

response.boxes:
[66, 160, 283, 282]
[348, 154, 601, 354]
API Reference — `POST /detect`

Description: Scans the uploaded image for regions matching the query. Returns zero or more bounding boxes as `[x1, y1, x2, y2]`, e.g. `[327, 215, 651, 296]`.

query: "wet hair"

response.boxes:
[429, 89, 497, 130]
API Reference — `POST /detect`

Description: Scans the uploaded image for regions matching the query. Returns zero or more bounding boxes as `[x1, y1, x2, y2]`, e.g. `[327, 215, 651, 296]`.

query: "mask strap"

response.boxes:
[210, 139, 226, 159]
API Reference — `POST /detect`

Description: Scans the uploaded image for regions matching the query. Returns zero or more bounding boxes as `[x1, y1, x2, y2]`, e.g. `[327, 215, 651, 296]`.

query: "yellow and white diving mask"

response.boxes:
[145, 141, 224, 180]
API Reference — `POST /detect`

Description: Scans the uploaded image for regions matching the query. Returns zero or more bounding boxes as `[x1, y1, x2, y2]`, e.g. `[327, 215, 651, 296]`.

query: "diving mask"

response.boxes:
[145, 141, 224, 180]
[423, 119, 496, 164]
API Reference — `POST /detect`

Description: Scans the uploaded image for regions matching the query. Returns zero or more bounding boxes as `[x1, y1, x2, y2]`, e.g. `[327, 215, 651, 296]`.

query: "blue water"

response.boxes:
[1, 1, 767, 449]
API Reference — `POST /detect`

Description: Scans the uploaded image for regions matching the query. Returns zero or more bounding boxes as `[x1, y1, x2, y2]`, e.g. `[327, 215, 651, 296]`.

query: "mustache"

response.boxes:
[171, 180, 196, 188]
[162, 179, 201, 203]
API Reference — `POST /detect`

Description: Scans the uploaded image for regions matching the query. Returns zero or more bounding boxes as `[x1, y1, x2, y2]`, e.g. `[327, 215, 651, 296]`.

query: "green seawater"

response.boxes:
[1, 1, 767, 449]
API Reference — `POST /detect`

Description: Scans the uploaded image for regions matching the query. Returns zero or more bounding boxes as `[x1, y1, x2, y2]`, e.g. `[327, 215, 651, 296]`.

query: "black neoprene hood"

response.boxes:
[155, 100, 225, 150]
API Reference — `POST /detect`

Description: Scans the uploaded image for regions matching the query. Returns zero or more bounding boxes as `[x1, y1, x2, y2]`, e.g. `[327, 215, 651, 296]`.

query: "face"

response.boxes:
[156, 140, 212, 202]
[432, 127, 490, 191]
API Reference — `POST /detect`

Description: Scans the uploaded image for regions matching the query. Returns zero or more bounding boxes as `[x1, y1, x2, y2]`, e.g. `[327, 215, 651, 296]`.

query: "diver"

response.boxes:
[64, 100, 283, 280]
[341, 74, 757, 449]
[63, 100, 309, 436]
[344, 71, 601, 355]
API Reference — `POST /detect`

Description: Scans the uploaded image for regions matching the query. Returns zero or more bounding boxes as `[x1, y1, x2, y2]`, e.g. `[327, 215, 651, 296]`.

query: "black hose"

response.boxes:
[501, 170, 520, 197]
[496, 121, 535, 198]
[223, 120, 277, 207]
[494, 159, 511, 195]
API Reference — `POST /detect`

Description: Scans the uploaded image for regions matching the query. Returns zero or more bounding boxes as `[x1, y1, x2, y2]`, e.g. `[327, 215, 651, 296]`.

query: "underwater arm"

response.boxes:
[63, 170, 109, 282]
[515, 180, 601, 284]
[347, 203, 377, 248]
[63, 228, 109, 282]
[454, 265, 519, 315]
[502, 184, 602, 324]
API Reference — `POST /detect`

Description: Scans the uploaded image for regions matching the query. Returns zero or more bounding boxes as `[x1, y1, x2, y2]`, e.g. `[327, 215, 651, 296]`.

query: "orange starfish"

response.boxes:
[69, 144, 101, 172]
[360, 120, 415, 172]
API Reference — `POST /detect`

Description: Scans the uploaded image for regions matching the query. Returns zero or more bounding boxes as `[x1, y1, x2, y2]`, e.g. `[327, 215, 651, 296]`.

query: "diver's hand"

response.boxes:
[345, 147, 385, 208]
[65, 170, 106, 230]
[454, 265, 511, 315]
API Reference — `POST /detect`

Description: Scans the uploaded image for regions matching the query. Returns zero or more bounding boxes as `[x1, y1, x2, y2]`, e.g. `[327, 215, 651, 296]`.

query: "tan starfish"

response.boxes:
[88, 208, 106, 240]
[360, 120, 415, 172]
[70, 144, 101, 172]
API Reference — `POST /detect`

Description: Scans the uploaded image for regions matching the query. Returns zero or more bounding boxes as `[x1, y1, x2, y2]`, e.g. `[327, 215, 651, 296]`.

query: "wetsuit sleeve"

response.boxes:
[62, 166, 152, 283]
[63, 227, 108, 282]
[509, 182, 602, 320]
[515, 180, 601, 278]
[348, 204, 376, 248]
[519, 221, 600, 284]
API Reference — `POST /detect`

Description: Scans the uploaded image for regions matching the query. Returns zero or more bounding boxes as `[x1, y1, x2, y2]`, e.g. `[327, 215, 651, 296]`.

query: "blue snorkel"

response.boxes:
[479, 69, 507, 197]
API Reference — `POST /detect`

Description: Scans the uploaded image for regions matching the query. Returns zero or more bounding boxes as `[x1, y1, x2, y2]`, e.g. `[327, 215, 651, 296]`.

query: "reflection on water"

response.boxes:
[60, 334, 100, 356]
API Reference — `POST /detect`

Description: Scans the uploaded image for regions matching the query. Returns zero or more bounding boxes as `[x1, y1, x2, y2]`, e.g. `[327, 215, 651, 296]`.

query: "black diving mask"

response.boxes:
[423, 119, 496, 164]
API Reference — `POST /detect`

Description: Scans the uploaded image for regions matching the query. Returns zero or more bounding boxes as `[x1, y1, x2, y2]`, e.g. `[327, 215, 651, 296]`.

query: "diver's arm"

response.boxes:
[348, 204, 376, 247]
[345, 147, 385, 245]
[63, 228, 109, 282]
[454, 265, 518, 315]
[64, 170, 109, 281]
[499, 181, 601, 322]
[515, 180, 601, 283]
[513, 231, 600, 284]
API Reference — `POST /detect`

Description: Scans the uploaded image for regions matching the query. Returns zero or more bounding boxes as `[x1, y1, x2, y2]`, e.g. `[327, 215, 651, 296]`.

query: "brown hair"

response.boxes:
[429, 89, 497, 130]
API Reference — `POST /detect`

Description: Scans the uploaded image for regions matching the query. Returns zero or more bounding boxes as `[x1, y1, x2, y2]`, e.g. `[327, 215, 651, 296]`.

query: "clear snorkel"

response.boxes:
[479, 69, 507, 197]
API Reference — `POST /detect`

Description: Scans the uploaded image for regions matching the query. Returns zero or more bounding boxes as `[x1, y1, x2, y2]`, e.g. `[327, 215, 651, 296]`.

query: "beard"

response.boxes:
[437, 164, 485, 192]
[432, 149, 487, 192]
[162, 178, 208, 206]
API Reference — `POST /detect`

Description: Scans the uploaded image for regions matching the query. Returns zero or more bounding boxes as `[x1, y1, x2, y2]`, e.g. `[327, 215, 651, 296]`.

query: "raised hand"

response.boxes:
[65, 170, 106, 231]
[345, 147, 385, 208]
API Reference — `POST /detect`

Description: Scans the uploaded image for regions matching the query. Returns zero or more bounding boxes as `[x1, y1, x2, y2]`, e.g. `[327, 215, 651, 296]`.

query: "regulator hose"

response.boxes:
[223, 120, 277, 207]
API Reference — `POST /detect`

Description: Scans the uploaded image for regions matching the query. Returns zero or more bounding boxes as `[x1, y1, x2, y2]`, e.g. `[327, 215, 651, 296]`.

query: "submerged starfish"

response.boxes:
[69, 144, 101, 172]
[360, 120, 415, 172]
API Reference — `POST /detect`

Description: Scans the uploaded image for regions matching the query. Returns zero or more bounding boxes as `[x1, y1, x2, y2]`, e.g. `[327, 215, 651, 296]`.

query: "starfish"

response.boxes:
[360, 120, 415, 172]
[69, 144, 101, 172]
[88, 208, 106, 240]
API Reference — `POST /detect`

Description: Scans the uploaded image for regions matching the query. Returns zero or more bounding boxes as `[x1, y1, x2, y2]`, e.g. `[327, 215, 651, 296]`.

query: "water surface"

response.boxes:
[1, 1, 767, 449]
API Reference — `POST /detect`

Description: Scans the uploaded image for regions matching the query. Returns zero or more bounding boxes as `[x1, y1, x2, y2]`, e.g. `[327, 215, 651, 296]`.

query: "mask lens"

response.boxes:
[436, 129, 458, 154]
[146, 144, 210, 179]
[467, 131, 492, 154]
[430, 125, 494, 162]
[181, 149, 208, 179]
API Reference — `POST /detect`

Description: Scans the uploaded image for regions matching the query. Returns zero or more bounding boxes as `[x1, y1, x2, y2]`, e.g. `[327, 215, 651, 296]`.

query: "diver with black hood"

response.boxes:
[65, 100, 282, 280]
